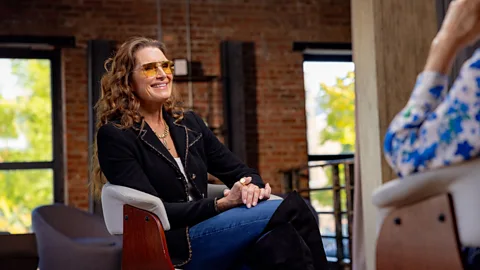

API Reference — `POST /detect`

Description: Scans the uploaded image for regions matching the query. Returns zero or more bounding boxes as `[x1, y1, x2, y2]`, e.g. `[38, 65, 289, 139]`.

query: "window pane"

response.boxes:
[0, 169, 53, 234]
[318, 213, 335, 237]
[0, 59, 52, 162]
[342, 214, 349, 237]
[309, 164, 343, 188]
[343, 238, 350, 259]
[311, 190, 333, 212]
[308, 164, 330, 190]
[339, 163, 346, 186]
[310, 187, 348, 213]
[341, 188, 347, 212]
[322, 237, 337, 259]
[304, 61, 355, 155]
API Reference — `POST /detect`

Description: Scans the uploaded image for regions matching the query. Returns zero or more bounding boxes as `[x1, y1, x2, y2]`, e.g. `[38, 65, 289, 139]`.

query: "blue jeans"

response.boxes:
[183, 199, 282, 270]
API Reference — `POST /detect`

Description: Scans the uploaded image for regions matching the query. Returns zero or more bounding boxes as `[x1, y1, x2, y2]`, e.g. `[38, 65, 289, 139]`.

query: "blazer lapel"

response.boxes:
[137, 121, 179, 172]
[133, 110, 203, 175]
[164, 111, 190, 171]
[164, 110, 203, 171]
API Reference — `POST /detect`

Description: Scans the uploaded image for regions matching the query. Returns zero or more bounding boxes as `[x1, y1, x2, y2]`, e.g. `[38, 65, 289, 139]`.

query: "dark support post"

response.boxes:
[220, 41, 258, 168]
[87, 40, 116, 215]
[332, 165, 344, 261]
[51, 48, 65, 204]
[345, 162, 355, 261]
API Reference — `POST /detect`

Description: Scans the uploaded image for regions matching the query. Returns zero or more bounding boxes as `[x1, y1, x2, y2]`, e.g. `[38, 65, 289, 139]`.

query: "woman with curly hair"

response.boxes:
[90, 36, 327, 270]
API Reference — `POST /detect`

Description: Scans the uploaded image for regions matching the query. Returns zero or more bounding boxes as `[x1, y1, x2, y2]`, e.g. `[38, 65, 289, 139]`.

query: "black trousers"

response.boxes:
[246, 192, 328, 270]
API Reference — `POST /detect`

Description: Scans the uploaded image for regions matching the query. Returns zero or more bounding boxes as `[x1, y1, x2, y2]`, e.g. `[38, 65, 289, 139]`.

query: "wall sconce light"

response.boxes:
[173, 58, 189, 76]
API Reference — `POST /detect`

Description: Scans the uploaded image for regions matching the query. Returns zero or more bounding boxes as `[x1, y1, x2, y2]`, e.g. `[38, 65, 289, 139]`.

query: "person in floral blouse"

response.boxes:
[384, 0, 480, 177]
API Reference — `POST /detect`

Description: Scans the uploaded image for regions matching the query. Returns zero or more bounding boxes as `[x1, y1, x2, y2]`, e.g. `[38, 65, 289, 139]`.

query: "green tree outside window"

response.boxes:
[0, 59, 53, 234]
[317, 71, 355, 153]
[311, 70, 355, 210]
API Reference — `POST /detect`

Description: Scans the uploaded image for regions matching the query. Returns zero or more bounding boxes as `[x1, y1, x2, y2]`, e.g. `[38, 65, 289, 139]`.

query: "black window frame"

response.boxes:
[296, 42, 354, 161]
[0, 47, 65, 204]
[297, 41, 355, 267]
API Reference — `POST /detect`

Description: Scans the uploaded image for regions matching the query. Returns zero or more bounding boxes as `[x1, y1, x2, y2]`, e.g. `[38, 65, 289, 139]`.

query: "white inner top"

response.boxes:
[174, 157, 194, 201]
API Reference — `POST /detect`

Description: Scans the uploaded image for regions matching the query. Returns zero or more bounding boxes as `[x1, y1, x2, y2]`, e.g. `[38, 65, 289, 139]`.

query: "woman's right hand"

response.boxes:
[216, 177, 253, 212]
[436, 0, 480, 50]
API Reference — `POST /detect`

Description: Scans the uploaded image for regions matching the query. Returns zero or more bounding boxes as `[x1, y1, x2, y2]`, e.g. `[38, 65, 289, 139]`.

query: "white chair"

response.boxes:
[101, 182, 282, 270]
[372, 158, 480, 270]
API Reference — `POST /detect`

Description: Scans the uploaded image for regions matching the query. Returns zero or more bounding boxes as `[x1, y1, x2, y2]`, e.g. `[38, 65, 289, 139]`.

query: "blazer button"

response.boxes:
[191, 173, 196, 179]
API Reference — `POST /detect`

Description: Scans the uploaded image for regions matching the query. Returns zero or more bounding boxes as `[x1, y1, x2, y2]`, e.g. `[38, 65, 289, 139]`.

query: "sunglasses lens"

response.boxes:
[142, 63, 158, 77]
[141, 61, 174, 77]
[161, 61, 174, 74]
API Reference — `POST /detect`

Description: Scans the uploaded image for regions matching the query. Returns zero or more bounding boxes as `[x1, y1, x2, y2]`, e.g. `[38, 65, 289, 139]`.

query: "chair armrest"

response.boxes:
[372, 158, 480, 208]
[207, 184, 227, 199]
[101, 183, 170, 235]
[372, 158, 480, 247]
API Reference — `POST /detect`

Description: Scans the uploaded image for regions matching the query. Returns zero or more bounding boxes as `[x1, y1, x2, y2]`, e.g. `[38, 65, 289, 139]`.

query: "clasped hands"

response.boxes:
[222, 177, 272, 209]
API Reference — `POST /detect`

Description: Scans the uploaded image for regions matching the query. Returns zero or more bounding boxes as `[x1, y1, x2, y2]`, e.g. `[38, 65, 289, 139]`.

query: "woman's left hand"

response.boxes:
[223, 177, 271, 208]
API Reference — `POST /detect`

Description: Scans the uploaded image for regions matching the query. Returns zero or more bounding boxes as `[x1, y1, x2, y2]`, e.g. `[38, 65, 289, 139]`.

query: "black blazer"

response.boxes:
[97, 109, 264, 267]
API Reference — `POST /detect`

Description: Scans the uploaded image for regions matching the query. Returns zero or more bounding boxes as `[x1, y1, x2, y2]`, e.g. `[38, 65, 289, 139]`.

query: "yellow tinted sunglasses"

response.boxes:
[138, 60, 175, 77]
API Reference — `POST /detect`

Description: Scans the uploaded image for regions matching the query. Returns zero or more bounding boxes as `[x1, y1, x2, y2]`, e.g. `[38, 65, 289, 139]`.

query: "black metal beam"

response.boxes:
[293, 42, 352, 52]
[322, 235, 350, 240]
[174, 75, 218, 82]
[317, 211, 348, 215]
[303, 54, 352, 62]
[0, 35, 76, 48]
[308, 154, 354, 161]
[0, 48, 55, 59]
[0, 162, 53, 170]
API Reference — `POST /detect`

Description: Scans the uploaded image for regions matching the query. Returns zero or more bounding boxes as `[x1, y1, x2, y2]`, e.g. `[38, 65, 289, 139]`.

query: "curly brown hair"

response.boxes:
[90, 36, 184, 199]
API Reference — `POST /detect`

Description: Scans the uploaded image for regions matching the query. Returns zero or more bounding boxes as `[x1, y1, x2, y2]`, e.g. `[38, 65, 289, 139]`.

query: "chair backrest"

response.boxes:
[101, 183, 170, 235]
[372, 158, 480, 247]
[32, 204, 109, 238]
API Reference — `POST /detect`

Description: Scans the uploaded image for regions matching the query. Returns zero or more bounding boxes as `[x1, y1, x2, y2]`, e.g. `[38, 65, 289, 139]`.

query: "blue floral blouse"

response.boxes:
[384, 49, 480, 177]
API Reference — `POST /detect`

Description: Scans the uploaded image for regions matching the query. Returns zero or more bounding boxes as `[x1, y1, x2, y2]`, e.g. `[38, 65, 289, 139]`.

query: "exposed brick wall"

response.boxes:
[0, 0, 351, 210]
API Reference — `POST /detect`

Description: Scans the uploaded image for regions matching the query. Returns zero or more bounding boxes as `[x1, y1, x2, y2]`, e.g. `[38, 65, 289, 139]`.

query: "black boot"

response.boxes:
[262, 192, 328, 270]
[246, 223, 315, 270]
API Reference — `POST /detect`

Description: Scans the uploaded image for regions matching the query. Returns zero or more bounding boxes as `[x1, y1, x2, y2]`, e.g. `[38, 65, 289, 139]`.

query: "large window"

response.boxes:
[305, 61, 355, 156]
[0, 49, 63, 234]
[303, 48, 355, 266]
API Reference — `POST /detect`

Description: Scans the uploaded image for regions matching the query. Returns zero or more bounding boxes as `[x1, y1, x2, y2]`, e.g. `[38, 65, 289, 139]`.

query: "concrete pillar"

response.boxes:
[351, 0, 438, 268]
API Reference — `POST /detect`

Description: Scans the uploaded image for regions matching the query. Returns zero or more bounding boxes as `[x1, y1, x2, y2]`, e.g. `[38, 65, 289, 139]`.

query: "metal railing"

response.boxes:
[280, 154, 354, 269]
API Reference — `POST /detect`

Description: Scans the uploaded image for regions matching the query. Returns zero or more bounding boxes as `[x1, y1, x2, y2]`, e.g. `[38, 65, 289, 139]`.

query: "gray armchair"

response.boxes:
[32, 204, 122, 270]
